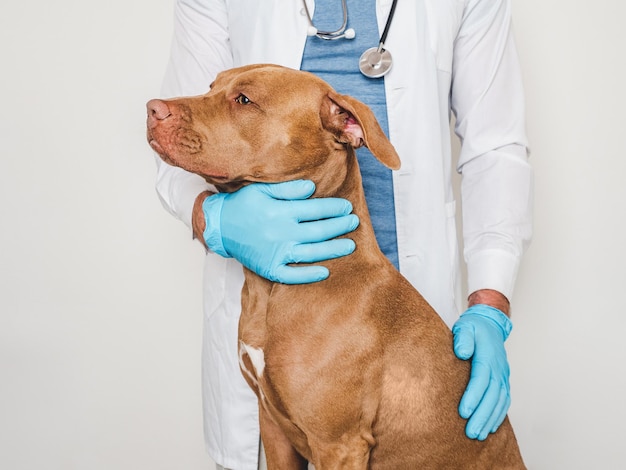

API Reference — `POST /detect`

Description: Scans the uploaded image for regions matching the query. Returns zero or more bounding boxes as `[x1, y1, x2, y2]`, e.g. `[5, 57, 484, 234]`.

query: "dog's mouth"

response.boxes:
[148, 137, 163, 154]
[148, 138, 179, 168]
[148, 133, 235, 186]
[146, 125, 166, 155]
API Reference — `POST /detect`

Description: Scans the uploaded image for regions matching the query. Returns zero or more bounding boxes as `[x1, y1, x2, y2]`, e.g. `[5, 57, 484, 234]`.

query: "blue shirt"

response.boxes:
[300, 0, 399, 269]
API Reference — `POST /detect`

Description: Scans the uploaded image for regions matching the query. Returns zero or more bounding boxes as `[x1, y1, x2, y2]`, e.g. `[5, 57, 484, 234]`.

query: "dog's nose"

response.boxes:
[146, 99, 172, 128]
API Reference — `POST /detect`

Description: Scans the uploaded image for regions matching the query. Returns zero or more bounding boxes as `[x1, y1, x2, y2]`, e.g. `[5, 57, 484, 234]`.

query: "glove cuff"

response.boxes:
[201, 193, 231, 258]
[462, 304, 513, 341]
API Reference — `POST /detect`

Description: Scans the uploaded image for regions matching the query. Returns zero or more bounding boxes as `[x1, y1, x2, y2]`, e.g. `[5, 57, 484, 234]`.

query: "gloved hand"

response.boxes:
[202, 180, 359, 284]
[452, 304, 513, 441]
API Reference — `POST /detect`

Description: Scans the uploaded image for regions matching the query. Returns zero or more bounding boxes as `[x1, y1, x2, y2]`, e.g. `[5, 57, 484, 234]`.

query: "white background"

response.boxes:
[1, 1, 624, 469]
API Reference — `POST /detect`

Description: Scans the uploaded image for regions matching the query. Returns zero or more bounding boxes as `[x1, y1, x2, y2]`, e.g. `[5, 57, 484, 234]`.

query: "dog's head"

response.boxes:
[147, 64, 400, 194]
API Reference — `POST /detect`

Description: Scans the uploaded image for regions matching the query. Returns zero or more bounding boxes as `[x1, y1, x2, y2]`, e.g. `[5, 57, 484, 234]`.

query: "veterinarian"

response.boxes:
[154, 0, 533, 468]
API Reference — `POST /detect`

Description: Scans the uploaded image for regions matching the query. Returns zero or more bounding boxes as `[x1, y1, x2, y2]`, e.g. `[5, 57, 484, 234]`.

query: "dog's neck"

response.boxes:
[238, 145, 388, 296]
[318, 146, 386, 264]
[239, 146, 390, 314]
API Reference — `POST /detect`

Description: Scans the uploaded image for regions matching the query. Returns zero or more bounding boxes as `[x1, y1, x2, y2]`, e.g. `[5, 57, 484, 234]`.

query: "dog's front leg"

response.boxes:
[259, 404, 308, 470]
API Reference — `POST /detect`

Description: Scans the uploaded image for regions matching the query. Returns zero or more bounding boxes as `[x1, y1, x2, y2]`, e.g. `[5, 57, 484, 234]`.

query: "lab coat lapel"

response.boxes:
[229, 0, 309, 69]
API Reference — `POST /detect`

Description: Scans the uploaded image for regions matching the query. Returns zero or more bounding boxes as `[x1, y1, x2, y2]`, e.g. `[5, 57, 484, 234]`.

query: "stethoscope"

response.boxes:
[302, 0, 398, 79]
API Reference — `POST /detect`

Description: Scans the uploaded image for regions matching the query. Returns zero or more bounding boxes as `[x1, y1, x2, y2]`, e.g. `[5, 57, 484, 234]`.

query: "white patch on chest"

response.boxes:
[238, 341, 266, 399]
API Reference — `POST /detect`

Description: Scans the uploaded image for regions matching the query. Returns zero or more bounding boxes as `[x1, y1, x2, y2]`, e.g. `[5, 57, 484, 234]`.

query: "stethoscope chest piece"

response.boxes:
[359, 46, 393, 79]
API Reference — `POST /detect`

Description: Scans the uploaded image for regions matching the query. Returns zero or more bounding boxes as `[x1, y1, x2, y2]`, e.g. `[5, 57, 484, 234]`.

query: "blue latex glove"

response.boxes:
[202, 180, 359, 284]
[452, 304, 513, 440]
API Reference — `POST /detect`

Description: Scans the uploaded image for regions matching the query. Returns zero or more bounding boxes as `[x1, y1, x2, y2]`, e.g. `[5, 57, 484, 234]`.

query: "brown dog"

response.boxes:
[147, 64, 525, 469]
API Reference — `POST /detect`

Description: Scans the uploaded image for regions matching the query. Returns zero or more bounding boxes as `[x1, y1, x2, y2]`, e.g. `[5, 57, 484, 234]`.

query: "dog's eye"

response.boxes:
[234, 94, 251, 105]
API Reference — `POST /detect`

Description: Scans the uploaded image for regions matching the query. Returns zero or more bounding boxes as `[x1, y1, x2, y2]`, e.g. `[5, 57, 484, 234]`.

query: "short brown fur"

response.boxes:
[147, 64, 525, 469]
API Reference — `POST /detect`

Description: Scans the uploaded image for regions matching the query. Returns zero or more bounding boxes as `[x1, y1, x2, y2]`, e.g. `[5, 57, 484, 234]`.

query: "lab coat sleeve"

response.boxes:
[155, 0, 234, 230]
[451, 0, 533, 301]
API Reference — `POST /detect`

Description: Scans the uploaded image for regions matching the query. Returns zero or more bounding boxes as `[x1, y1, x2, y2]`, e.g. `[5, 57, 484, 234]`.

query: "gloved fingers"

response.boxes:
[290, 239, 356, 264]
[488, 388, 511, 435]
[272, 265, 330, 285]
[459, 360, 490, 419]
[290, 198, 356, 223]
[452, 321, 476, 360]
[465, 375, 501, 440]
[258, 179, 316, 201]
[473, 382, 510, 440]
[295, 214, 360, 243]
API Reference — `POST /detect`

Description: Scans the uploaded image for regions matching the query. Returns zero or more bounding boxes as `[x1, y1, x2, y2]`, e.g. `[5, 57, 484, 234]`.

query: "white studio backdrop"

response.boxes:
[1, 1, 624, 469]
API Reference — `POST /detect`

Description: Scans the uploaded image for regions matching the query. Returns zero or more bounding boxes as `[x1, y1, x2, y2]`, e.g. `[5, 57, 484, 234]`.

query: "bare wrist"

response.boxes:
[468, 289, 510, 316]
[192, 190, 215, 246]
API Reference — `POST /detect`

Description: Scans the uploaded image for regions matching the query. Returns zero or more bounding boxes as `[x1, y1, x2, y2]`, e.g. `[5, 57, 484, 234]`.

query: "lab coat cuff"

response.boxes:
[178, 179, 213, 232]
[466, 249, 520, 301]
[155, 160, 213, 232]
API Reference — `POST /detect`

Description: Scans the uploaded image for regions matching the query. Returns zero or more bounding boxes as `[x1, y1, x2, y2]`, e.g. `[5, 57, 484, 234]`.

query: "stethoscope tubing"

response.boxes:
[302, 0, 350, 40]
[378, 0, 398, 51]
[302, 0, 399, 78]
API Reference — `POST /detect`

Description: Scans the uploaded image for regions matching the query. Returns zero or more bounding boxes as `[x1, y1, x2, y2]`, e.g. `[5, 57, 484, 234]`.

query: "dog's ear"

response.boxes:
[321, 91, 401, 170]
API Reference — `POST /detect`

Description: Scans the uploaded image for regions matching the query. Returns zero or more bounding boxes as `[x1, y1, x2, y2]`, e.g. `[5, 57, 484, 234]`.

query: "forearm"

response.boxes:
[452, 0, 533, 303]
[462, 144, 533, 302]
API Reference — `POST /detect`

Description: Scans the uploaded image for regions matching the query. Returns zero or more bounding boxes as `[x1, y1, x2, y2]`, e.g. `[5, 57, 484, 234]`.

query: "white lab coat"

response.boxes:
[155, 1, 533, 468]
